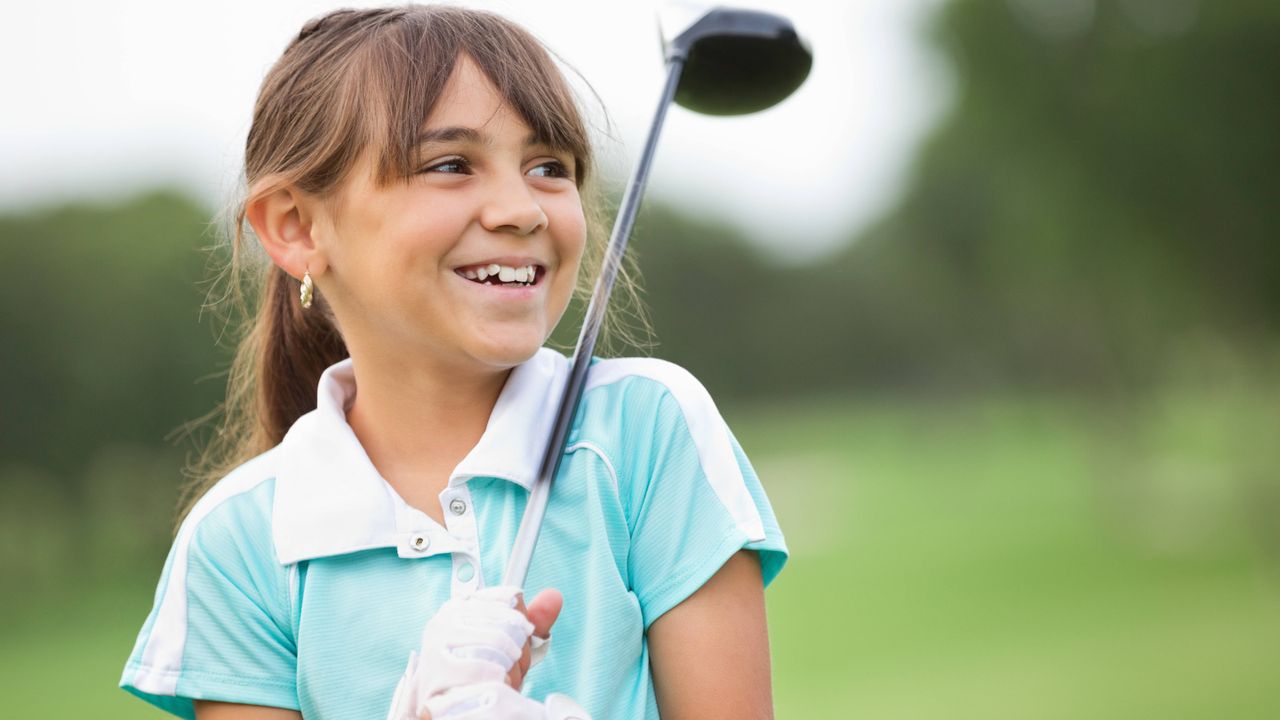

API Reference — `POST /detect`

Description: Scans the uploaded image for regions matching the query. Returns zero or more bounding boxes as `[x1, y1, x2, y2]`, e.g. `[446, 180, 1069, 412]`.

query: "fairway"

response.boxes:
[3, 388, 1278, 718]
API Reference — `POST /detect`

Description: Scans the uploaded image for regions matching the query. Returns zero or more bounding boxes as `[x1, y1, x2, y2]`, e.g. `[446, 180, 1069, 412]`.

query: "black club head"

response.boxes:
[660, 5, 813, 116]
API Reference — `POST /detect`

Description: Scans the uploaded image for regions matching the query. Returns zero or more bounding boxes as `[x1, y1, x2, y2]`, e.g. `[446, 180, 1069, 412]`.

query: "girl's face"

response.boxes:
[314, 54, 587, 375]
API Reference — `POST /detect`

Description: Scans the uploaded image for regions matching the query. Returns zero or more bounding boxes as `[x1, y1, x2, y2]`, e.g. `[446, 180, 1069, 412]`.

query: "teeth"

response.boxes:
[460, 263, 539, 285]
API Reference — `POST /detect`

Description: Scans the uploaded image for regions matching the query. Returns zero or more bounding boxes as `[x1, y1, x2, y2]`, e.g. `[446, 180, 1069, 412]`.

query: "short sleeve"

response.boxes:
[120, 477, 299, 718]
[621, 370, 788, 629]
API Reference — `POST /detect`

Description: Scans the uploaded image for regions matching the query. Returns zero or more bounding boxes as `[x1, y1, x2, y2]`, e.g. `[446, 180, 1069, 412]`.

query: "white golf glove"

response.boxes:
[386, 585, 534, 720]
[425, 681, 593, 720]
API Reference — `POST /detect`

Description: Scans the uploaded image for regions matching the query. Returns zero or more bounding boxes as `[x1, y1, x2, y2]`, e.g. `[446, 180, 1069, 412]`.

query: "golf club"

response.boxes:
[502, 4, 813, 588]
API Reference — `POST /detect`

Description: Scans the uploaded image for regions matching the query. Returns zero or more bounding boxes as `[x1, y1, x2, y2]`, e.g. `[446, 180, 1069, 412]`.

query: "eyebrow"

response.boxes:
[417, 126, 544, 149]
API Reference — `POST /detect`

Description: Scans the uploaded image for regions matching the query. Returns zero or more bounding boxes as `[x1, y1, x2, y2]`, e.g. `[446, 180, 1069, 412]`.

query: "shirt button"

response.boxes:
[410, 533, 430, 552]
[449, 498, 467, 516]
[456, 561, 475, 582]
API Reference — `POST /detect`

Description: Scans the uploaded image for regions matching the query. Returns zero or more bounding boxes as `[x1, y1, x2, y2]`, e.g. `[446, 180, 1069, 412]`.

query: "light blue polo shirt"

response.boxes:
[120, 348, 788, 719]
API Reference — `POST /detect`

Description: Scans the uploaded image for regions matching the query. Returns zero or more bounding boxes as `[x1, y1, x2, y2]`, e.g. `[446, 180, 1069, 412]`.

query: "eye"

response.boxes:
[528, 160, 573, 180]
[421, 157, 470, 174]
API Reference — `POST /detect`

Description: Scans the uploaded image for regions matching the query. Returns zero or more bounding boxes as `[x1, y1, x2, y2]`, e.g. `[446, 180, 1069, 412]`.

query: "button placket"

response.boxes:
[440, 487, 478, 541]
[394, 493, 450, 558]
[442, 484, 483, 596]
[450, 549, 481, 596]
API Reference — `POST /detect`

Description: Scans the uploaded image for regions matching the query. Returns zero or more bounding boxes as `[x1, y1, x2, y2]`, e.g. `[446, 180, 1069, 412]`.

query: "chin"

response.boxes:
[469, 334, 545, 369]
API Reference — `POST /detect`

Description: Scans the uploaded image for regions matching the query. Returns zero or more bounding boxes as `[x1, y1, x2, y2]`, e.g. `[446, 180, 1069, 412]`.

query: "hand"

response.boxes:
[385, 585, 534, 720]
[508, 588, 563, 691]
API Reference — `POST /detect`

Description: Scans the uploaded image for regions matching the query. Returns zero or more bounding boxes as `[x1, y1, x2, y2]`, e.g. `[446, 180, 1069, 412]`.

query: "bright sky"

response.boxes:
[0, 0, 949, 260]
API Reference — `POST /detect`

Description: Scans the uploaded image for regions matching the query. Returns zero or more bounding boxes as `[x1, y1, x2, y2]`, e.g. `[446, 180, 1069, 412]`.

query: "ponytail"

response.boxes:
[258, 266, 348, 438]
[173, 206, 347, 533]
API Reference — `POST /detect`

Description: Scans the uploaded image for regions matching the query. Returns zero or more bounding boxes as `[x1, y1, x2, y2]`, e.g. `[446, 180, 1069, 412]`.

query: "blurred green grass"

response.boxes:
[740, 384, 1280, 718]
[2, 386, 1278, 718]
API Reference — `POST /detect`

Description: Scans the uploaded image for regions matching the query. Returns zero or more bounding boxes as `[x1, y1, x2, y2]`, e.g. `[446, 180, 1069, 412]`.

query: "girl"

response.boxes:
[120, 5, 787, 719]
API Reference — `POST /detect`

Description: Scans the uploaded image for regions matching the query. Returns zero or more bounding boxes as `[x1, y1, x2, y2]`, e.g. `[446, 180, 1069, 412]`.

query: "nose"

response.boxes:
[480, 169, 548, 236]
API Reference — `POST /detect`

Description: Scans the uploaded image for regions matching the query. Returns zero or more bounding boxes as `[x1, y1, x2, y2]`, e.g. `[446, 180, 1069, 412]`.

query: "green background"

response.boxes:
[3, 1, 1278, 716]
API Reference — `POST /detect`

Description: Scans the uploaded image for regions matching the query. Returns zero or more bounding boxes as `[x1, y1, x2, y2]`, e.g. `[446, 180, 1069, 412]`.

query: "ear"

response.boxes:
[245, 180, 328, 280]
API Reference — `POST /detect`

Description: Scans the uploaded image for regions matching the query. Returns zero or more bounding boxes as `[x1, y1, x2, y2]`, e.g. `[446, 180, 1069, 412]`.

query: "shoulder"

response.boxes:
[575, 356, 738, 486]
[581, 356, 722, 427]
[150, 446, 292, 648]
[585, 355, 709, 393]
[121, 448, 298, 715]
[177, 447, 282, 563]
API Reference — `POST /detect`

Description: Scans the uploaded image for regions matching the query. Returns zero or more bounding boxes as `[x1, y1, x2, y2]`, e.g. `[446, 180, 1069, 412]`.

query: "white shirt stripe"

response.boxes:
[585, 358, 767, 542]
[130, 449, 279, 695]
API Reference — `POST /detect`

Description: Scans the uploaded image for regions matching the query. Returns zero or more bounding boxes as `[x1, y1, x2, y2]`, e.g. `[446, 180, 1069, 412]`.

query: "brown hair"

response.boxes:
[175, 4, 649, 530]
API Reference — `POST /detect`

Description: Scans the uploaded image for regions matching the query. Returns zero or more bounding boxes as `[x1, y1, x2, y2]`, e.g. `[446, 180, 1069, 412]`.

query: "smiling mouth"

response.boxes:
[454, 263, 545, 288]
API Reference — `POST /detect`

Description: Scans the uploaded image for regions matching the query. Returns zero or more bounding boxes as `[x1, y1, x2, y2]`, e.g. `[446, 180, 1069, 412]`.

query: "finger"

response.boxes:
[505, 638, 530, 690]
[524, 588, 563, 640]
[506, 648, 531, 691]
[504, 588, 559, 692]
[505, 638, 532, 691]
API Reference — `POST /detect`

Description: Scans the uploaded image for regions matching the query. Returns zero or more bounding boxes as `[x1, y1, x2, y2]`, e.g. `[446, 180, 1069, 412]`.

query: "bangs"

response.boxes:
[356, 8, 593, 188]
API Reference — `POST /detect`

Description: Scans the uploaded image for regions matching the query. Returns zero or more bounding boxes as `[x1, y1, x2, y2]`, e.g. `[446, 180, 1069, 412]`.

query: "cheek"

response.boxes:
[546, 226, 586, 321]
[554, 201, 588, 273]
[558, 231, 587, 301]
[369, 211, 461, 279]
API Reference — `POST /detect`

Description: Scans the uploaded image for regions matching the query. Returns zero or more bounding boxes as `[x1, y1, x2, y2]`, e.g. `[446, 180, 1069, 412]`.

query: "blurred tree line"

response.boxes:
[1, 0, 1276, 594]
[0, 193, 223, 594]
[632, 0, 1278, 397]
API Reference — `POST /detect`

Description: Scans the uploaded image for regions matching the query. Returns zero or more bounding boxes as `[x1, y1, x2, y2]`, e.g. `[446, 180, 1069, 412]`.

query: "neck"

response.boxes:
[343, 347, 512, 493]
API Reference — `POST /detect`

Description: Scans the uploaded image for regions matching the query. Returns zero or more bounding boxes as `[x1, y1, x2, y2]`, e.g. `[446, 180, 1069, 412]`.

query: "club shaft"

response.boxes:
[502, 56, 687, 588]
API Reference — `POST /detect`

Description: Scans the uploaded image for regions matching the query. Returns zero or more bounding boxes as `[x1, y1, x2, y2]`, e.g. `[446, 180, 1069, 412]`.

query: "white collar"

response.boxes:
[272, 347, 570, 565]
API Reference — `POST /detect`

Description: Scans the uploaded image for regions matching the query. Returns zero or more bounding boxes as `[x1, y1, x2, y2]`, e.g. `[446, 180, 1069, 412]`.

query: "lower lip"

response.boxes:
[453, 270, 542, 300]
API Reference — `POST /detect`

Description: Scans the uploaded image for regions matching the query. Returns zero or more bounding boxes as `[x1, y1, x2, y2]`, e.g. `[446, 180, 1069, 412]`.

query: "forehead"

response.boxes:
[337, 53, 565, 200]
[422, 55, 532, 142]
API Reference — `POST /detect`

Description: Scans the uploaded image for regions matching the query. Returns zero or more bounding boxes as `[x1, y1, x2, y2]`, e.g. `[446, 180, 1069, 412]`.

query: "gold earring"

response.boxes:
[300, 270, 314, 309]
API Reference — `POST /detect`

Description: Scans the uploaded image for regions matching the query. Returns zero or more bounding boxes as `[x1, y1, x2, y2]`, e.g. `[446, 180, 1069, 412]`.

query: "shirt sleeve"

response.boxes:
[119, 478, 299, 718]
[621, 369, 788, 629]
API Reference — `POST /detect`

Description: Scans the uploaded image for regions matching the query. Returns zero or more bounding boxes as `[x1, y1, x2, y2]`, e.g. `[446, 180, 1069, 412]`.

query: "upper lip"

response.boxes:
[453, 256, 547, 271]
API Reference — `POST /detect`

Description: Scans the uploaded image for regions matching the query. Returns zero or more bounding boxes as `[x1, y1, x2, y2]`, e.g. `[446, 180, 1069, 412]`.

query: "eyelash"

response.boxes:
[420, 157, 572, 180]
